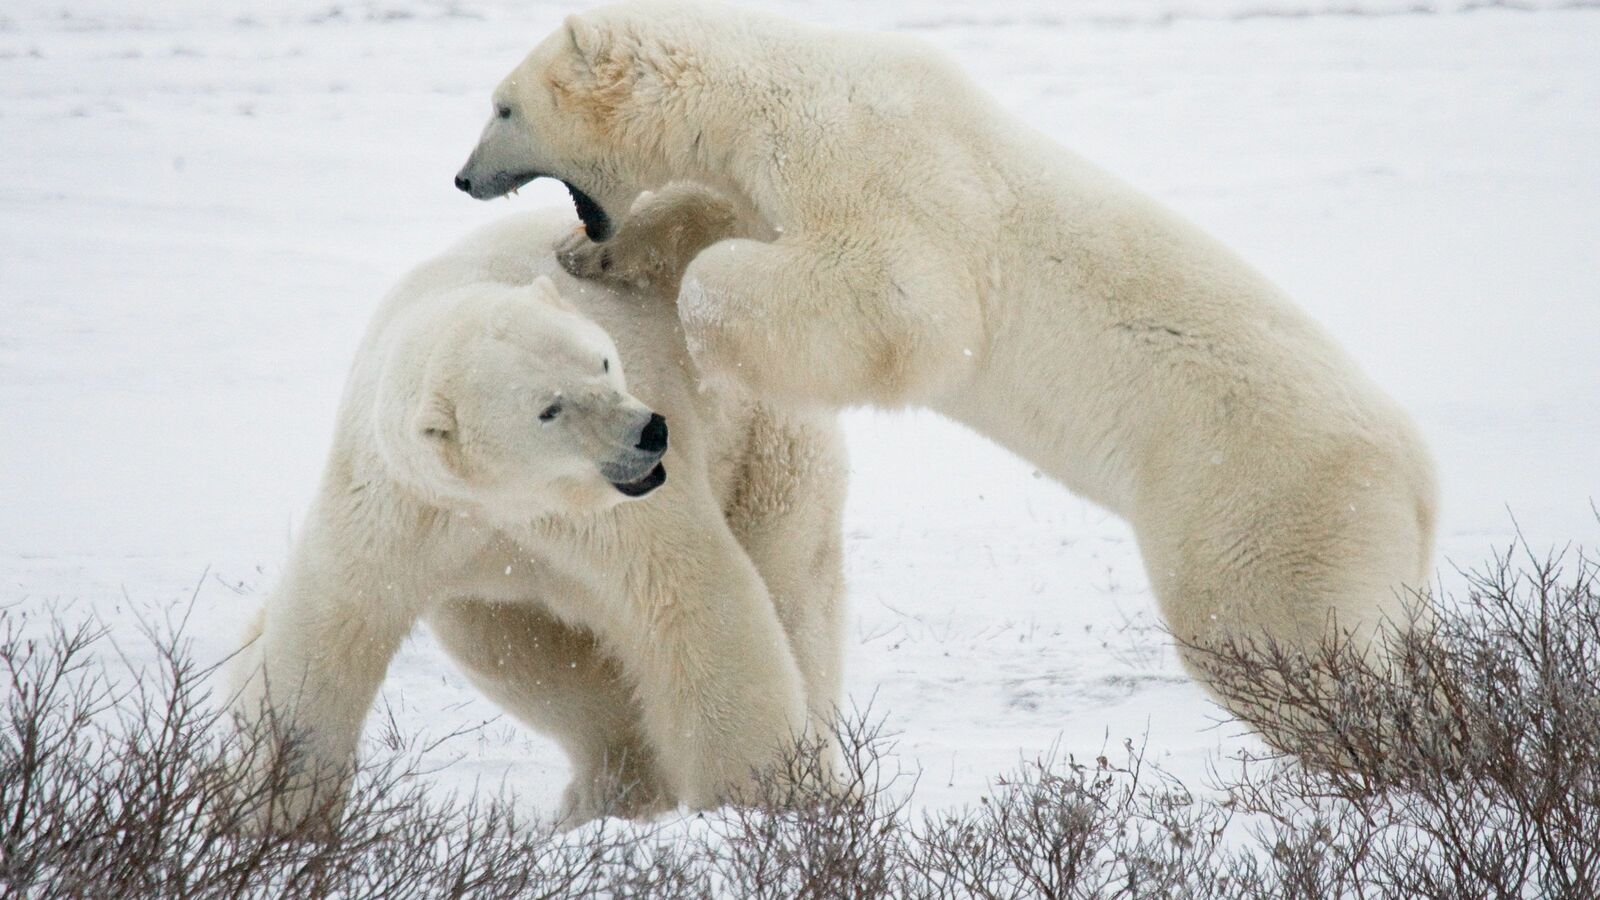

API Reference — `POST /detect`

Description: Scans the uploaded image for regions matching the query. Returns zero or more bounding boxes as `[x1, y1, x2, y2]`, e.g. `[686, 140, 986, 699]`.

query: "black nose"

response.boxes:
[454, 175, 471, 193]
[636, 413, 668, 453]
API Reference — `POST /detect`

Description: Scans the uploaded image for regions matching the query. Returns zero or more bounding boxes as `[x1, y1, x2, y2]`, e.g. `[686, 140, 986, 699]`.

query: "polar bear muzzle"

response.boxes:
[453, 169, 613, 242]
[608, 460, 666, 498]
[600, 412, 668, 497]
[453, 168, 535, 201]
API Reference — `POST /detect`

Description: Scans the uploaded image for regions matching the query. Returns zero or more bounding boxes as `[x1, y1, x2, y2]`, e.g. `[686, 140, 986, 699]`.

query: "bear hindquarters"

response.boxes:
[1145, 454, 1435, 750]
[425, 598, 670, 825]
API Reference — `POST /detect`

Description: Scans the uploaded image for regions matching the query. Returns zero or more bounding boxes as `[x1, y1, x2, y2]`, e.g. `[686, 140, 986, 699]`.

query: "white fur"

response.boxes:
[229, 208, 847, 826]
[458, 1, 1439, 730]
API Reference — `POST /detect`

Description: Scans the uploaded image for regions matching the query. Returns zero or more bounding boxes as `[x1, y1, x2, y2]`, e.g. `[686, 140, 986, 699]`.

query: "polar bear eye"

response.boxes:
[497, 105, 513, 120]
[539, 402, 562, 422]
[602, 358, 610, 373]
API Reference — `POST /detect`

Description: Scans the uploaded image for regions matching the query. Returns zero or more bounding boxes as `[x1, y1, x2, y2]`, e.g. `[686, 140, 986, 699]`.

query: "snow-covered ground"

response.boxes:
[3, 0, 1597, 818]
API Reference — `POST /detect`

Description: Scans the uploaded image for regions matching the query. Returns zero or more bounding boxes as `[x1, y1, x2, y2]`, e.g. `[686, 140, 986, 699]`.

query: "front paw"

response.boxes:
[556, 228, 665, 292]
[555, 763, 672, 829]
[556, 228, 615, 280]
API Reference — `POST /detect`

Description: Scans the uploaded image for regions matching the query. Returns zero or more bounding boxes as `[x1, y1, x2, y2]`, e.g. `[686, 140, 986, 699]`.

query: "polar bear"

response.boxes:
[452, 2, 1438, 734]
[228, 208, 847, 827]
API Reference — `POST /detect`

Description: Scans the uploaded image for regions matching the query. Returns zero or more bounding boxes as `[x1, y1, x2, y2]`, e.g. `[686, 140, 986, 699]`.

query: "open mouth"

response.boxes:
[562, 181, 613, 242]
[470, 172, 611, 242]
[609, 461, 665, 498]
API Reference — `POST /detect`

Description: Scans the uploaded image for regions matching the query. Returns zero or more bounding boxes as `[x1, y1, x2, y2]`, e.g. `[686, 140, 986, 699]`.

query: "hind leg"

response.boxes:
[425, 598, 671, 825]
[725, 405, 850, 745]
[1144, 452, 1436, 748]
[227, 540, 420, 831]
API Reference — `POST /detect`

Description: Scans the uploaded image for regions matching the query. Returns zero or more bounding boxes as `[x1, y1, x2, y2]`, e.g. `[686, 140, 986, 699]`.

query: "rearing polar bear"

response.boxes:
[454, 2, 1437, 730]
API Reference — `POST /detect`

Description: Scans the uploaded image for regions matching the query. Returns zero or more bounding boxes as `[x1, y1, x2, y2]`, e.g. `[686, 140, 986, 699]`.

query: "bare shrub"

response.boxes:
[0, 609, 688, 899]
[908, 741, 1256, 900]
[1190, 537, 1600, 899]
[5, 535, 1598, 898]
[704, 712, 915, 899]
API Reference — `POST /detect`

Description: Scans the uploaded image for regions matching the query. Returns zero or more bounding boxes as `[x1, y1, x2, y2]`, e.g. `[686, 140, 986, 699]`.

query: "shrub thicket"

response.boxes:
[3, 538, 1596, 898]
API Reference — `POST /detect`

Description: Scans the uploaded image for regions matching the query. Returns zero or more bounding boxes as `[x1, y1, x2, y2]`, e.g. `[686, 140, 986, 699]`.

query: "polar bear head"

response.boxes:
[379, 276, 667, 523]
[452, 2, 740, 240]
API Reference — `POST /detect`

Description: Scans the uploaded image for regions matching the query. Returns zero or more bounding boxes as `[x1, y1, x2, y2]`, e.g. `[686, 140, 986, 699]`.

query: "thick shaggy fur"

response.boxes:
[229, 209, 847, 825]
[455, 2, 1438, 728]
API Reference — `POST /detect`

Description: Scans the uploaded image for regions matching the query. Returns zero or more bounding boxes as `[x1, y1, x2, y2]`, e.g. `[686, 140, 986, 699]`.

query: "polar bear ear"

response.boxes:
[563, 14, 611, 69]
[414, 393, 457, 441]
[530, 275, 575, 311]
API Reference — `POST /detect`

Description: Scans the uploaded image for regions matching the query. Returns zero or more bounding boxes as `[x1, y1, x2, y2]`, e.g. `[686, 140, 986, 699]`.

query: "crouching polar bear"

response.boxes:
[454, 2, 1438, 734]
[229, 208, 846, 826]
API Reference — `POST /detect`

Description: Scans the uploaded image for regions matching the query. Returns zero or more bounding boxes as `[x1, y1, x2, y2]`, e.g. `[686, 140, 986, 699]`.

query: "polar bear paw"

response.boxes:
[556, 227, 669, 294]
[554, 752, 674, 829]
[557, 185, 744, 295]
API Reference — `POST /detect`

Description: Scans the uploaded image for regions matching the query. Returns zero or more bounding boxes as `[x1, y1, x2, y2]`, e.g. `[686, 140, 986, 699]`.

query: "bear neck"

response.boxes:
[609, 41, 799, 226]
